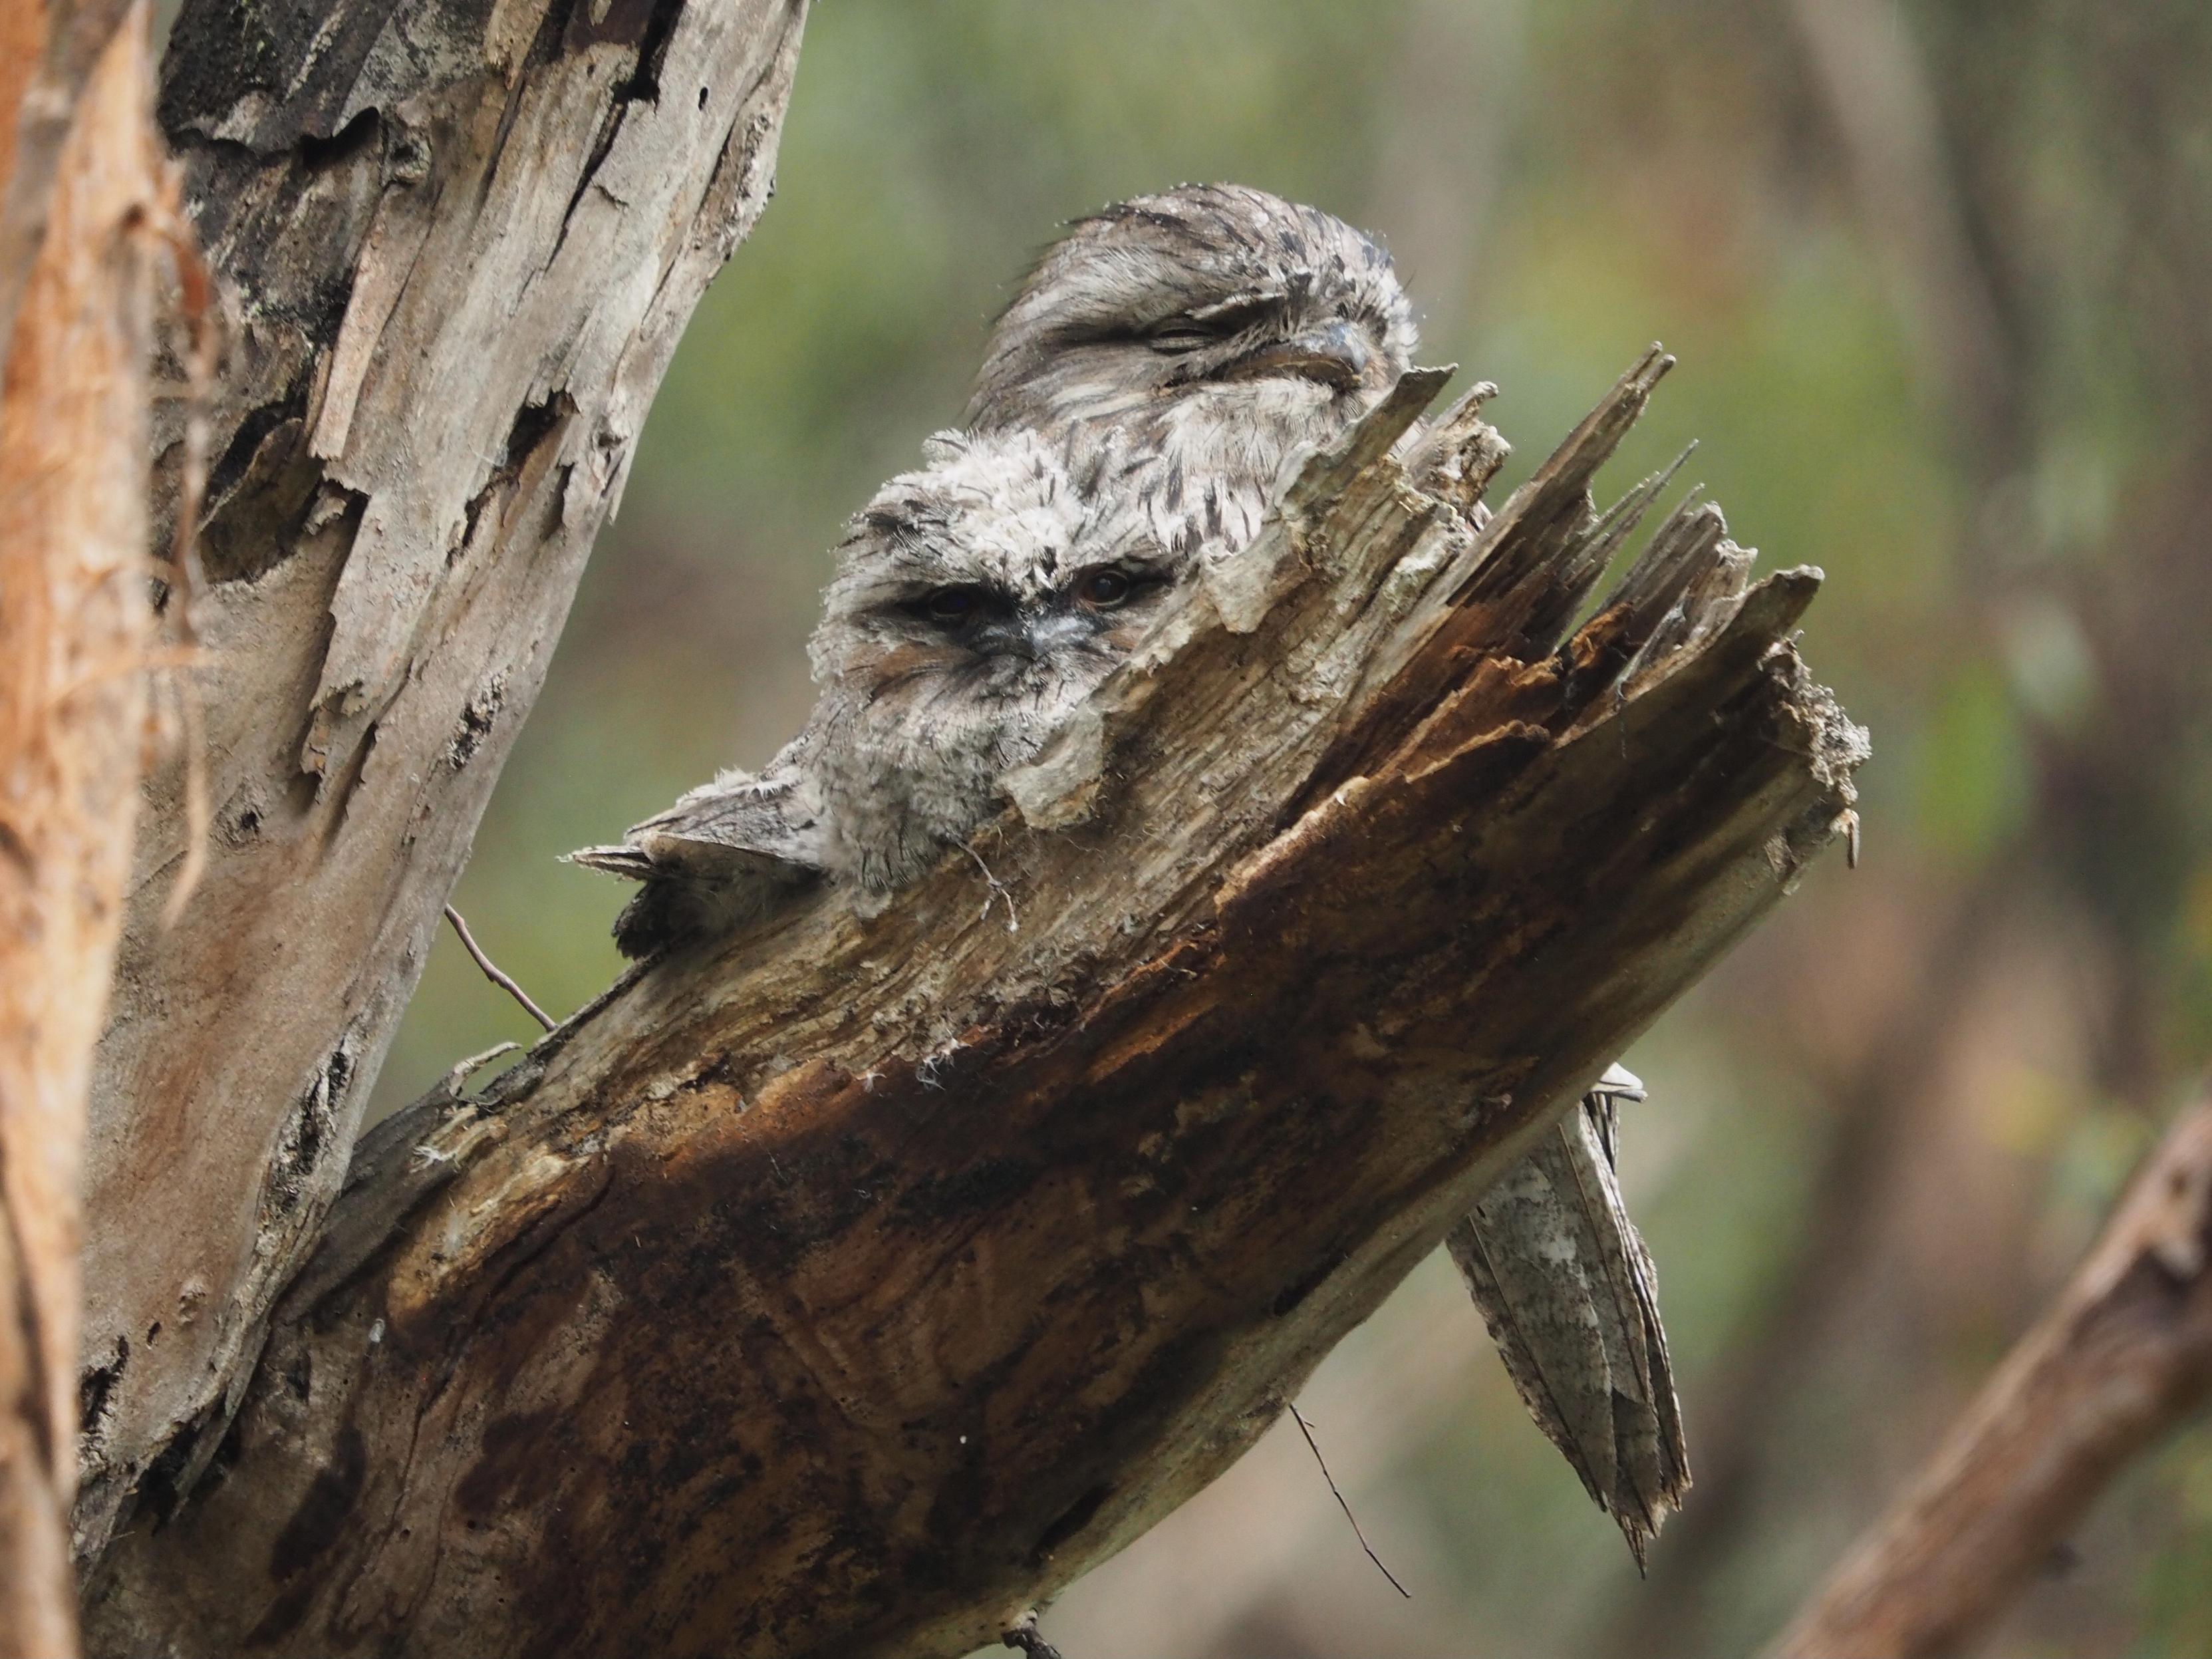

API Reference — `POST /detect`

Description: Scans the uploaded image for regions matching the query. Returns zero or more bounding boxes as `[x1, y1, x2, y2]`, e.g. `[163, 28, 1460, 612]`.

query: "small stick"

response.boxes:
[444, 904, 555, 1032]
[438, 1040, 520, 1101]
[1288, 1402, 1411, 1599]
[148, 182, 219, 927]
[958, 837, 1019, 934]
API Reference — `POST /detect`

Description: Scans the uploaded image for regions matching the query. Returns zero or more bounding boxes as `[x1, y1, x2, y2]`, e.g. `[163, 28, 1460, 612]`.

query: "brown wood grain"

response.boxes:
[73, 0, 813, 1561]
[83, 358, 1865, 1659]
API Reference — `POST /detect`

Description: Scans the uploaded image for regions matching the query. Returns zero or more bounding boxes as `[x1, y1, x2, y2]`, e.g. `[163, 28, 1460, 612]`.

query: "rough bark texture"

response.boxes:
[74, 0, 811, 1558]
[0, 4, 162, 1648]
[1769, 1094, 2212, 1659]
[83, 355, 1866, 1659]
[0, 0, 138, 388]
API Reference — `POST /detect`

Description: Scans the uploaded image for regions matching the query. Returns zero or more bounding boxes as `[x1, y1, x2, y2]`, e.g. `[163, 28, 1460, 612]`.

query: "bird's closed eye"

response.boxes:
[1145, 321, 1215, 355]
[916, 585, 990, 626]
[1144, 293, 1282, 355]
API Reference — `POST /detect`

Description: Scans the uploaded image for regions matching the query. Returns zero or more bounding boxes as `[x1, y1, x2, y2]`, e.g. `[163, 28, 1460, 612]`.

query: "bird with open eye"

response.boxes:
[570, 426, 1176, 948]
[807, 426, 1177, 892]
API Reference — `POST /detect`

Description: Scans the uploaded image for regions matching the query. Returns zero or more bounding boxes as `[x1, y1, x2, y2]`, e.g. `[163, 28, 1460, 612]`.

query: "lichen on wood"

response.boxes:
[83, 351, 1867, 1659]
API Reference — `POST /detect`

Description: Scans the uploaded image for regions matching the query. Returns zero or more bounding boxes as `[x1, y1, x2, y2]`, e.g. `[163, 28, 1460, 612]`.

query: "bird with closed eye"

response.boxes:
[970, 182, 1417, 563]
[575, 184, 1687, 1566]
[968, 183, 1689, 1565]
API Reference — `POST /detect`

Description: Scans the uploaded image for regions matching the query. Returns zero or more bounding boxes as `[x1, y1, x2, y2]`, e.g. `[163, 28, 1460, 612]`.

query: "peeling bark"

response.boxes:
[83, 355, 1866, 1659]
[74, 0, 811, 1557]
[0, 4, 164, 1649]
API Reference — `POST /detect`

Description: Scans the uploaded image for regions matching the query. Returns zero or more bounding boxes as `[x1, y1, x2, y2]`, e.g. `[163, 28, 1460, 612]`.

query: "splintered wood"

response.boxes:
[85, 351, 1866, 1659]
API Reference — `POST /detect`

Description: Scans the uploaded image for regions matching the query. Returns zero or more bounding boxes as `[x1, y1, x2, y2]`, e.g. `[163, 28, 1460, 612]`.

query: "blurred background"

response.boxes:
[362, 1, 2212, 1652]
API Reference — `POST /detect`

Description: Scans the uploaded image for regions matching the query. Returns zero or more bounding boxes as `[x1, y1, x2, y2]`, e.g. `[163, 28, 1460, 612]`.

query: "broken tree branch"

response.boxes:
[82, 352, 1866, 1659]
[1768, 1092, 2212, 1659]
[73, 0, 811, 1558]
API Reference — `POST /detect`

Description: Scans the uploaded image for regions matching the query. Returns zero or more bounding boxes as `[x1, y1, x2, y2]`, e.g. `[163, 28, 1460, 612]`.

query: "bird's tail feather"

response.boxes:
[1446, 1089, 1689, 1569]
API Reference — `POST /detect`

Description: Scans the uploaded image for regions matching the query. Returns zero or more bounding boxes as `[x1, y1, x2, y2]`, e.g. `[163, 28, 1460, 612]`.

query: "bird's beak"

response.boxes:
[972, 618, 1038, 662]
[1219, 319, 1375, 390]
[974, 611, 1092, 663]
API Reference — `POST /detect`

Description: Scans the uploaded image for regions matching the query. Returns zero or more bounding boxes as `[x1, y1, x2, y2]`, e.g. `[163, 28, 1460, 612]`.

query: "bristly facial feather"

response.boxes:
[807, 428, 1177, 891]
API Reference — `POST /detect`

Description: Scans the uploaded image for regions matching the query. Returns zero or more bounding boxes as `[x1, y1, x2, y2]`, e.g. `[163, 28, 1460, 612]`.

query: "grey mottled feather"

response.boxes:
[807, 427, 1176, 891]
[1447, 1070, 1689, 1567]
[574, 428, 1175, 951]
[566, 734, 825, 956]
[967, 184, 1691, 1558]
[970, 183, 1418, 565]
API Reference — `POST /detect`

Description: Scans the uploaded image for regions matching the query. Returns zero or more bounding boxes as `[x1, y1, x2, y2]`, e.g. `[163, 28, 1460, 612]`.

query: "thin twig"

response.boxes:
[444, 904, 555, 1032]
[958, 837, 1018, 933]
[1288, 1402, 1411, 1599]
[150, 178, 218, 927]
[438, 1040, 521, 1101]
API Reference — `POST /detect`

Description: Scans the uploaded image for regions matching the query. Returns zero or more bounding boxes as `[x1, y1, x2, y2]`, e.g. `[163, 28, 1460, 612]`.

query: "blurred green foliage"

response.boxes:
[372, 2, 2212, 1652]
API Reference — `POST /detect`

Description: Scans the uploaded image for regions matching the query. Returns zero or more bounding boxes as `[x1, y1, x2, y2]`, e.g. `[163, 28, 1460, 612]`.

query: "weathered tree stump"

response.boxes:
[84, 353, 1866, 1658]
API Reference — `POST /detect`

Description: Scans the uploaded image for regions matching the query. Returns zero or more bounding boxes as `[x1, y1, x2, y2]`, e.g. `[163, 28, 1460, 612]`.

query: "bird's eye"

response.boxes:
[1192, 293, 1282, 333]
[1075, 568, 1135, 609]
[1145, 292, 1282, 355]
[1145, 323, 1213, 355]
[922, 586, 984, 625]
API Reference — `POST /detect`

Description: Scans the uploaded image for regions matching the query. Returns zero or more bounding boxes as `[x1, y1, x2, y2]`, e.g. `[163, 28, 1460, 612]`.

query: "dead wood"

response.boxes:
[0, 4, 165, 1648]
[73, 0, 811, 1559]
[82, 351, 1866, 1659]
[1768, 1093, 2212, 1659]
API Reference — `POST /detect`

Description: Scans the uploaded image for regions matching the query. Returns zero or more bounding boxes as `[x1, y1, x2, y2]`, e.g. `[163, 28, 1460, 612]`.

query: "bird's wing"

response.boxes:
[1446, 1074, 1689, 1569]
[566, 740, 828, 957]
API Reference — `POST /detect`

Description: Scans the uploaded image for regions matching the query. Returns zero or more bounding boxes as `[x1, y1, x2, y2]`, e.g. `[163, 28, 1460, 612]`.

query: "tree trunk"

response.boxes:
[82, 357, 1867, 1658]
[0, 0, 137, 386]
[0, 2, 164, 1648]
[73, 0, 811, 1558]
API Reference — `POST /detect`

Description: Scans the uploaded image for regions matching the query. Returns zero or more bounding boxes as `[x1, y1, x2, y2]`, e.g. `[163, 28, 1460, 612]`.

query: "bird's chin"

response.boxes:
[1239, 371, 1355, 422]
[1157, 377, 1350, 473]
